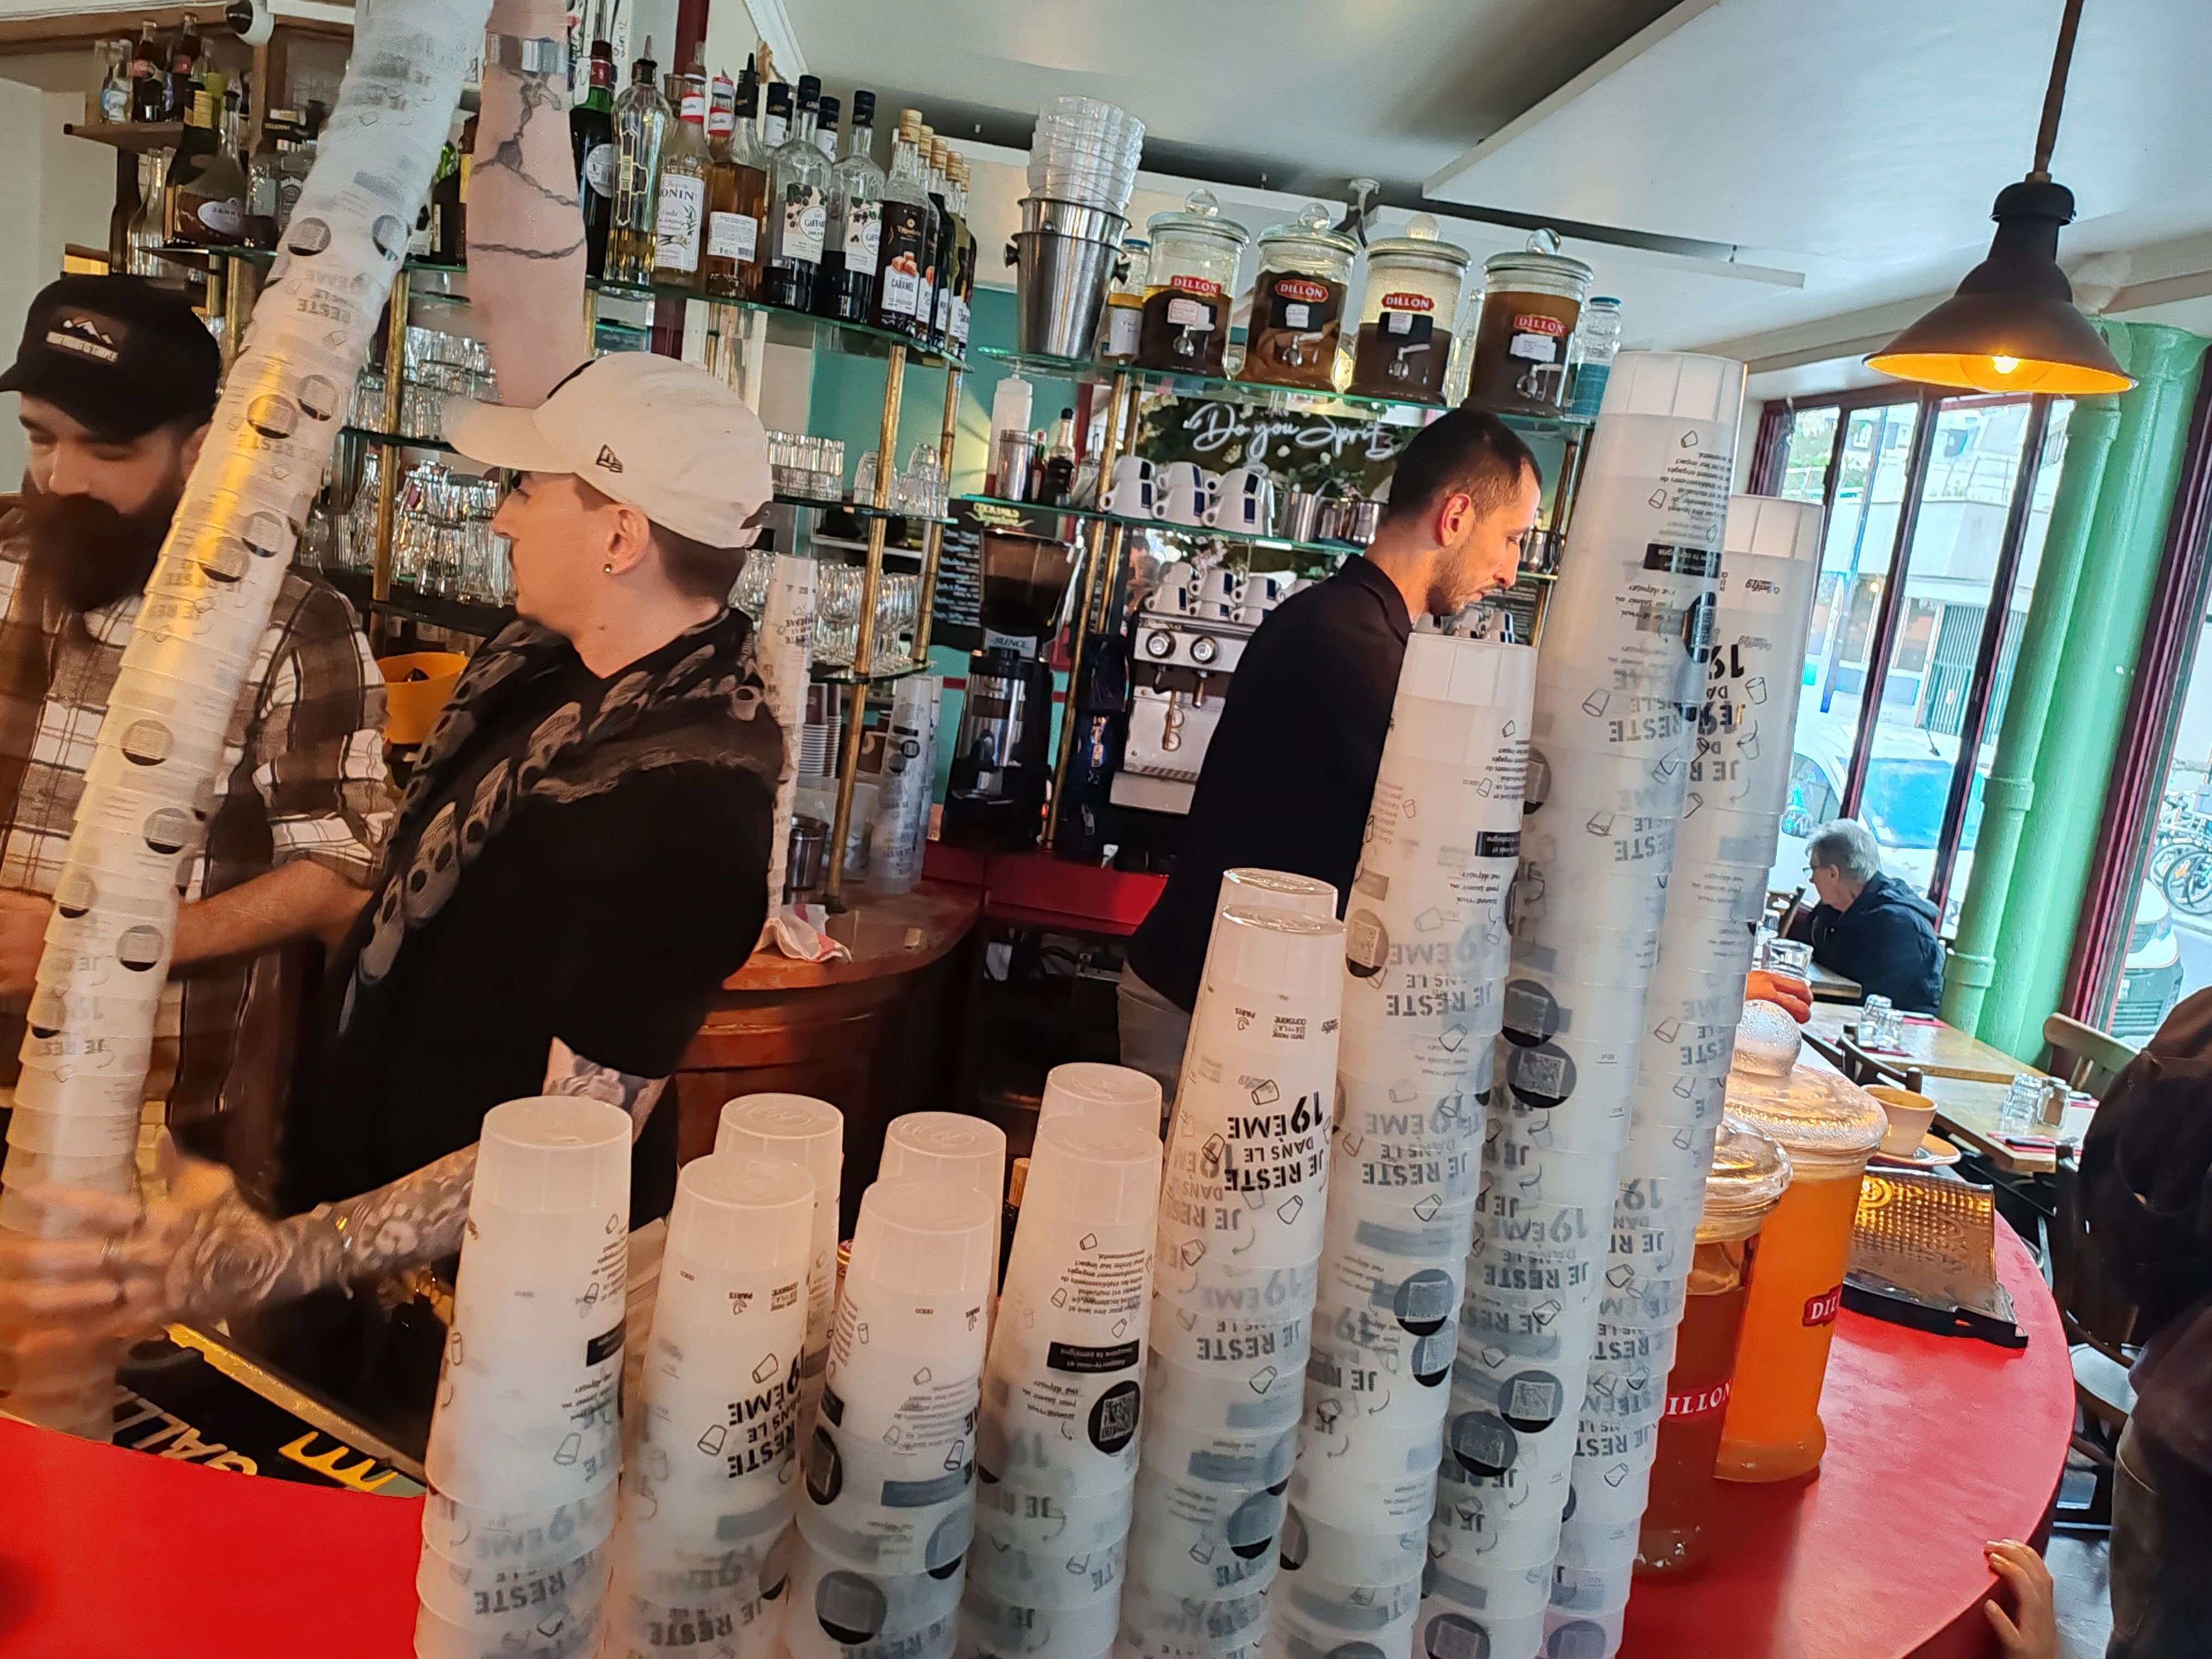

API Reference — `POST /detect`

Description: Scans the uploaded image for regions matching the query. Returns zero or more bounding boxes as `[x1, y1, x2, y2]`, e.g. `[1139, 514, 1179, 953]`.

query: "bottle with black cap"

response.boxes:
[766, 73, 830, 311]
[816, 89, 883, 323]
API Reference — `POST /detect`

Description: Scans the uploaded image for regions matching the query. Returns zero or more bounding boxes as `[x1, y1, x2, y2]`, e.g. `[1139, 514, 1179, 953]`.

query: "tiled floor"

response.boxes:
[2049, 1532, 2112, 1659]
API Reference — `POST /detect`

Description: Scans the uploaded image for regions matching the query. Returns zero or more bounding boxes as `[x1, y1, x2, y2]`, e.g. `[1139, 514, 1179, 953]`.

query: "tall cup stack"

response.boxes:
[719, 1094, 848, 1440]
[1121, 906, 1344, 1659]
[873, 675, 943, 896]
[603, 1153, 815, 1659]
[966, 1115, 1163, 1659]
[1543, 495, 1823, 1656]
[415, 1098, 631, 1659]
[1424, 353, 1744, 1659]
[759, 552, 819, 910]
[0, 0, 487, 1439]
[789, 1178, 998, 1659]
[1278, 635, 1535, 1659]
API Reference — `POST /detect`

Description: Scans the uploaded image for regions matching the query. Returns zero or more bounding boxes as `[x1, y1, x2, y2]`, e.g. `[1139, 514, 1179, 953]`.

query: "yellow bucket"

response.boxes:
[378, 652, 467, 746]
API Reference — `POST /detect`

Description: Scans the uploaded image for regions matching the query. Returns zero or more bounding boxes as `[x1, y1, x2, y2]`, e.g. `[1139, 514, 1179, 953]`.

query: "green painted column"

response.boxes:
[1967, 323, 2209, 1058]
[1941, 346, 2127, 1034]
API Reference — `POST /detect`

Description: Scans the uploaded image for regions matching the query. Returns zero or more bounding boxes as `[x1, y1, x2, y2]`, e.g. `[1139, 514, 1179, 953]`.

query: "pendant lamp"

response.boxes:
[1867, 0, 2134, 395]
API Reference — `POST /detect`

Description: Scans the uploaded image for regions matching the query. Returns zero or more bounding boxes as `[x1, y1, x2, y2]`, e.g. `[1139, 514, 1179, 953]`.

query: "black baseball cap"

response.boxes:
[0, 276, 222, 441]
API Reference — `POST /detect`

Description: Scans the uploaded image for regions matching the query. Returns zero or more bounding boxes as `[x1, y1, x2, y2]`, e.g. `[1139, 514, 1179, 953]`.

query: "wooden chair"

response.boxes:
[2047, 1143, 2140, 1536]
[1765, 884, 1805, 937]
[2042, 1013, 2137, 1100]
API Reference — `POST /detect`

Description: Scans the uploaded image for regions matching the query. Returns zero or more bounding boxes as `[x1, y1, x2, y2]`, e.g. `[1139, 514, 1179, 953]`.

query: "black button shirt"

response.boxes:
[1127, 556, 1411, 1011]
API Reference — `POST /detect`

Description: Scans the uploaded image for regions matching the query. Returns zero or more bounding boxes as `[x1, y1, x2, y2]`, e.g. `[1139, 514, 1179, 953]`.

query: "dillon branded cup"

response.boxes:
[605, 1153, 813, 1646]
[416, 1097, 631, 1657]
[718, 1093, 846, 1431]
[1432, 351, 1741, 1659]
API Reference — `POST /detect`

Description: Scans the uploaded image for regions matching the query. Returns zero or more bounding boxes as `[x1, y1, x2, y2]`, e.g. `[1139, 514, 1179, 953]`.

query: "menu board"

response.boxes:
[932, 512, 984, 650]
[1133, 393, 1416, 496]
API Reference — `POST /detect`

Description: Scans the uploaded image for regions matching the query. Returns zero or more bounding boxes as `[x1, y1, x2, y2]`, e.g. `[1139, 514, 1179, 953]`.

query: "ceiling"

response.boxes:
[775, 0, 2212, 377]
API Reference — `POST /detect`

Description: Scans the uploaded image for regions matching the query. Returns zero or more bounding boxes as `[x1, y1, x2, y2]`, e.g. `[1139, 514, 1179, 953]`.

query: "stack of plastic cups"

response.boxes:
[1040, 1062, 1165, 1139]
[1427, 352, 1743, 1659]
[966, 1115, 1162, 1659]
[790, 1178, 998, 1659]
[1123, 906, 1344, 1659]
[759, 552, 818, 911]
[880, 1111, 1009, 1332]
[1029, 97, 1145, 215]
[604, 1153, 815, 1659]
[718, 1093, 847, 1439]
[415, 1098, 631, 1659]
[1282, 633, 1535, 1659]
[1542, 493, 1824, 1659]
[872, 675, 942, 896]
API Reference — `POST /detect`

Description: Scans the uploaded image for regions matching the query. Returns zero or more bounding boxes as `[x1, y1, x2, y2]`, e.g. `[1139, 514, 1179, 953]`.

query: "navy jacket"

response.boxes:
[1807, 871, 1944, 1013]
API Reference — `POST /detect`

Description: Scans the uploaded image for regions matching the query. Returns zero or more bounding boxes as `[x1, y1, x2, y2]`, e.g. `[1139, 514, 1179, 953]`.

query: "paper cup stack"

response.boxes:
[1278, 635, 1533, 1659]
[1123, 906, 1344, 1659]
[603, 1153, 814, 1659]
[790, 1178, 998, 1659]
[872, 674, 943, 897]
[0, 0, 484, 1438]
[720, 1095, 848, 1440]
[1427, 352, 1743, 1659]
[758, 552, 819, 910]
[1542, 493, 1821, 1655]
[967, 1115, 1162, 1659]
[415, 1098, 631, 1658]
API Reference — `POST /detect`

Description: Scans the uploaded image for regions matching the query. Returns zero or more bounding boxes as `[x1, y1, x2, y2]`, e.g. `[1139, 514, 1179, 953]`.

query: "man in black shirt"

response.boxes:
[1121, 411, 1542, 1098]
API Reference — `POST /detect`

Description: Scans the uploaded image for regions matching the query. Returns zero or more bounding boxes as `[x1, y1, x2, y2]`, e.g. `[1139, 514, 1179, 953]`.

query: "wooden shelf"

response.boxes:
[65, 120, 185, 153]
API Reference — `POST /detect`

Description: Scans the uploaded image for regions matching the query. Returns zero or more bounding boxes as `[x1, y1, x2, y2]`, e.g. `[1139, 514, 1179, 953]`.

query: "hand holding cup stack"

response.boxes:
[1123, 905, 1343, 1659]
[414, 1097, 631, 1659]
[1282, 631, 1534, 1659]
[1425, 352, 1743, 1659]
[601, 1152, 815, 1659]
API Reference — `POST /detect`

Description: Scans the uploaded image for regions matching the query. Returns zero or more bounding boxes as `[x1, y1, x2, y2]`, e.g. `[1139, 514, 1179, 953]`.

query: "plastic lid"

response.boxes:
[1698, 1118, 1792, 1242]
[1216, 867, 1337, 923]
[847, 1178, 999, 1300]
[1366, 212, 1472, 269]
[880, 1111, 1007, 1199]
[1725, 494, 1823, 566]
[1723, 1061, 1888, 1176]
[1588, 296, 1623, 309]
[1732, 1001, 1802, 1076]
[1482, 227, 1593, 285]
[1022, 1116, 1163, 1228]
[1206, 906, 1344, 1002]
[1258, 201, 1357, 259]
[717, 1093, 844, 1196]
[1147, 188, 1250, 249]
[667, 1151, 814, 1271]
[474, 1097, 631, 1215]
[1039, 1062, 1162, 1135]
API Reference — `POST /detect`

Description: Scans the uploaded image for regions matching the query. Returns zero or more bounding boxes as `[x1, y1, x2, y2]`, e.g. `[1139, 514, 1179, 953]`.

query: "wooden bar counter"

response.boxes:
[670, 882, 982, 1237]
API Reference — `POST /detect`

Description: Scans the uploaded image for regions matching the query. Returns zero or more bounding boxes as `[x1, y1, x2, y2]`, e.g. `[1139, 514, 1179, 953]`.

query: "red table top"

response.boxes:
[0, 1227, 2069, 1659]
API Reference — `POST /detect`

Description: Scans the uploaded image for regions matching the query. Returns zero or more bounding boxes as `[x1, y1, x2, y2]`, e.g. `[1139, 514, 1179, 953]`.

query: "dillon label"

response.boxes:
[1802, 1284, 1843, 1327]
[1169, 273, 1222, 297]
[1664, 1380, 1731, 1419]
[1380, 291, 1434, 312]
[1512, 313, 1566, 336]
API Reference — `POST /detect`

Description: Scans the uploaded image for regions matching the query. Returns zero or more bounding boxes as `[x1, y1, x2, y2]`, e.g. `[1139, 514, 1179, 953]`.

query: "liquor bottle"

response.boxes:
[606, 40, 669, 287]
[706, 68, 766, 300]
[815, 89, 882, 323]
[570, 39, 616, 277]
[180, 85, 246, 244]
[108, 145, 142, 268]
[244, 110, 286, 247]
[1040, 408, 1076, 505]
[433, 115, 473, 265]
[127, 150, 167, 273]
[165, 89, 223, 242]
[924, 134, 954, 349]
[814, 94, 840, 163]
[949, 151, 976, 355]
[128, 20, 164, 120]
[761, 79, 791, 151]
[170, 11, 203, 83]
[765, 74, 830, 311]
[98, 39, 133, 124]
[650, 71, 709, 288]
[869, 109, 935, 341]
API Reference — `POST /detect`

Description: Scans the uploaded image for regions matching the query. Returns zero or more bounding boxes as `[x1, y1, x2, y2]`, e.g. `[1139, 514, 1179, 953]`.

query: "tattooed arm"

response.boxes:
[471, 0, 589, 403]
[544, 1036, 668, 1141]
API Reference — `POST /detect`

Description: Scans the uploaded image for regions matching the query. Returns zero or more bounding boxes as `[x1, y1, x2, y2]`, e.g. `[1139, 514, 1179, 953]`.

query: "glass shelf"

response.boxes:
[811, 659, 935, 686]
[327, 569, 510, 637]
[777, 494, 954, 525]
[341, 425, 457, 454]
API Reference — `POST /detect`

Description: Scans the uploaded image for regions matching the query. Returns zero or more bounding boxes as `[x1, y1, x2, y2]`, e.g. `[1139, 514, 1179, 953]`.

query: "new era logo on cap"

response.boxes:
[445, 353, 772, 549]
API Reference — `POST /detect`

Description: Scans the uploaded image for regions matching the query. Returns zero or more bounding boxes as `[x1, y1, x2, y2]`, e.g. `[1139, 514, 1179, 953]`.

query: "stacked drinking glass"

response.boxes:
[415, 1097, 631, 1659]
[966, 1114, 1162, 1659]
[603, 1153, 814, 1659]
[788, 1178, 998, 1659]
[1281, 633, 1535, 1659]
[1122, 906, 1344, 1659]
[1425, 352, 1744, 1659]
[717, 1095, 847, 1440]
[1543, 493, 1823, 1656]
[1029, 97, 1145, 216]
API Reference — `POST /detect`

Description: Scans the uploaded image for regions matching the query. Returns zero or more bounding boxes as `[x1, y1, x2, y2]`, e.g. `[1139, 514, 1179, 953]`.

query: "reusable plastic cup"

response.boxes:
[717, 1092, 845, 1412]
[1037, 1062, 1164, 1137]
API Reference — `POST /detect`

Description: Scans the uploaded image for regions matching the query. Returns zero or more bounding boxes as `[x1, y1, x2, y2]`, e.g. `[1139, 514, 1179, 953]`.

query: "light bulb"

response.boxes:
[1991, 354, 2020, 375]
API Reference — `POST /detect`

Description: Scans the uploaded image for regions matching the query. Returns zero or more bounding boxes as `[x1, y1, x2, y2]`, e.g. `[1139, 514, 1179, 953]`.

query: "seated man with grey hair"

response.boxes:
[1801, 818, 1944, 1013]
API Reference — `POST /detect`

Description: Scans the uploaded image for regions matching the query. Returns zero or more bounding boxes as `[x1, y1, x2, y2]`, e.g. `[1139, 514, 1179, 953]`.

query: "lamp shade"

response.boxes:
[1867, 178, 2134, 395]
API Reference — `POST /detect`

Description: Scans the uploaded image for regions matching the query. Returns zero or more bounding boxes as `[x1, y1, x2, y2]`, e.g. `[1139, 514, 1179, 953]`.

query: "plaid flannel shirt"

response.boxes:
[0, 510, 392, 1199]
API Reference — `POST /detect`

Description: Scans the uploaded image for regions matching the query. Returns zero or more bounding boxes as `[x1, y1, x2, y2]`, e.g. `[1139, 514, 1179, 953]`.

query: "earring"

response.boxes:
[603, 562, 615, 574]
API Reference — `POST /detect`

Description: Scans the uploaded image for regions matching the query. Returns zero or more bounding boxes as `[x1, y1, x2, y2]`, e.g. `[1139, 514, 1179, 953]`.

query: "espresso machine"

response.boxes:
[944, 530, 1076, 848]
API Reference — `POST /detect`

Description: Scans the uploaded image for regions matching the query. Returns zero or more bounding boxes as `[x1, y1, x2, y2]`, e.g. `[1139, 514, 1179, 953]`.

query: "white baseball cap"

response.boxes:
[447, 352, 772, 547]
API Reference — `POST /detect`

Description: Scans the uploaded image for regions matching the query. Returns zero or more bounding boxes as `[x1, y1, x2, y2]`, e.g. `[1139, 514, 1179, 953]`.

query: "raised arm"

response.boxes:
[469, 0, 591, 403]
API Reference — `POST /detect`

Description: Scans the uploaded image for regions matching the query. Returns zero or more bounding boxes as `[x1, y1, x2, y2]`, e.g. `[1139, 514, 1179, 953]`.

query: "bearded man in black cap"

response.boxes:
[0, 275, 390, 1197]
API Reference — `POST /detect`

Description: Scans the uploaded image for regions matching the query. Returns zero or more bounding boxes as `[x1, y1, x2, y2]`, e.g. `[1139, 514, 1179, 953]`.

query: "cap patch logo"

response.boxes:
[48, 315, 120, 364]
[595, 445, 624, 474]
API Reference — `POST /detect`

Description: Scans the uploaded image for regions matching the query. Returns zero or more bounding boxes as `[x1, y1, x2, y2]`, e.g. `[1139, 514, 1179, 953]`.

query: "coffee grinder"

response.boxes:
[944, 530, 1076, 848]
